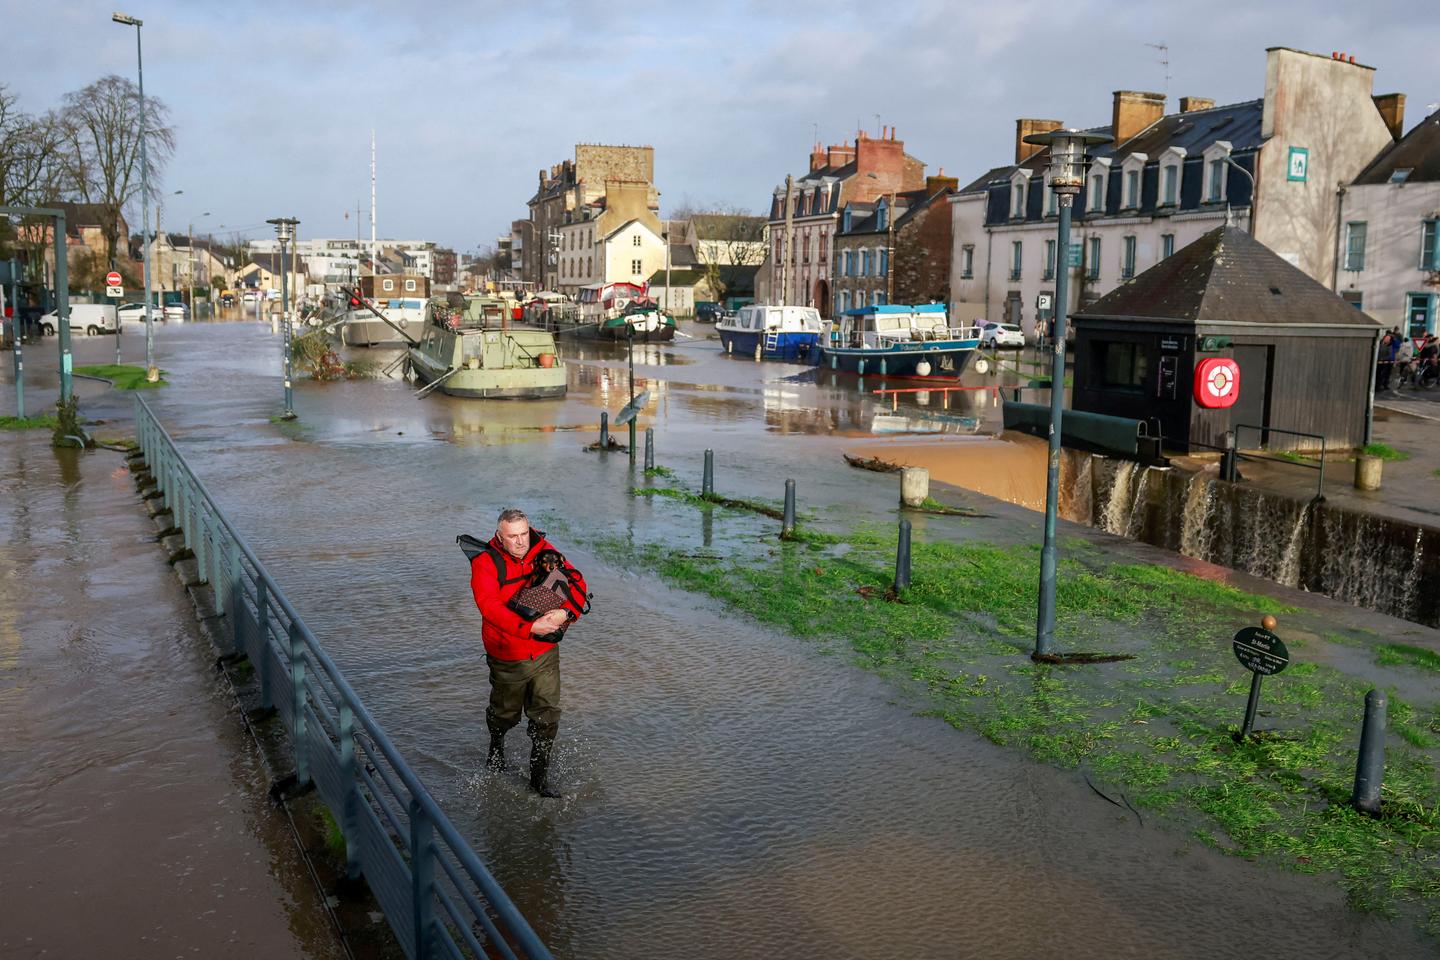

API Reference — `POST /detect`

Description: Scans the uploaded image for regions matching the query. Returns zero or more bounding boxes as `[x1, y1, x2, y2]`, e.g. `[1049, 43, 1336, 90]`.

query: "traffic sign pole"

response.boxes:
[108, 270, 123, 364]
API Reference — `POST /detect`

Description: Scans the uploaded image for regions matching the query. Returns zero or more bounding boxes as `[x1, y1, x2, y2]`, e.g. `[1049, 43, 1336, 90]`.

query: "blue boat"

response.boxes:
[717, 305, 825, 361]
[819, 304, 981, 378]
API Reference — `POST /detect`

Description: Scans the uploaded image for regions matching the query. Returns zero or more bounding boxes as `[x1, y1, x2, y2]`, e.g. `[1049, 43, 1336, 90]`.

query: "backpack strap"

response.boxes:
[457, 534, 529, 588]
[483, 544, 530, 588]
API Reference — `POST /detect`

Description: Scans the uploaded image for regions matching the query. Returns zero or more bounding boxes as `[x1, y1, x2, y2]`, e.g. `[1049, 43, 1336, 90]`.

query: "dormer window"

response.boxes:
[1087, 158, 1111, 215]
[876, 197, 889, 232]
[842, 204, 853, 233]
[1159, 147, 1187, 207]
[1009, 169, 1033, 219]
[1203, 141, 1233, 203]
[1120, 153, 1147, 210]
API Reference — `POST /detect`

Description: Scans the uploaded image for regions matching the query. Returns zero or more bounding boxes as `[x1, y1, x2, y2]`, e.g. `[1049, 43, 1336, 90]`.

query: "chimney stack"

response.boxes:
[1015, 118, 1062, 163]
[1373, 93, 1406, 141]
[1179, 97, 1215, 114]
[810, 143, 827, 172]
[1112, 90, 1166, 145]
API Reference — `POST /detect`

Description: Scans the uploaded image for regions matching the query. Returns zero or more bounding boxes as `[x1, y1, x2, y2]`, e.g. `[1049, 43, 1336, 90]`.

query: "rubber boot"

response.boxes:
[529, 738, 561, 798]
[486, 734, 506, 771]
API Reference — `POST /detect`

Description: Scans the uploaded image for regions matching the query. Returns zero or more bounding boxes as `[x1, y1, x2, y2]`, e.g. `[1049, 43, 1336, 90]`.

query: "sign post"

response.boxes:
[1232, 616, 1290, 741]
[105, 271, 123, 363]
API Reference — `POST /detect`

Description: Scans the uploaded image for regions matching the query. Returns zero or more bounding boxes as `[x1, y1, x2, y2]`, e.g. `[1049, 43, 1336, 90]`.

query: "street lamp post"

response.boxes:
[1022, 128, 1110, 660]
[111, 11, 157, 382]
[267, 217, 299, 419]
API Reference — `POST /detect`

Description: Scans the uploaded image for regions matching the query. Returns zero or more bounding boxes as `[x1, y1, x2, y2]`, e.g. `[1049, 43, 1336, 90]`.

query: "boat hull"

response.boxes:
[717, 329, 819, 362]
[341, 314, 425, 347]
[598, 323, 675, 342]
[408, 351, 567, 399]
[818, 341, 978, 378]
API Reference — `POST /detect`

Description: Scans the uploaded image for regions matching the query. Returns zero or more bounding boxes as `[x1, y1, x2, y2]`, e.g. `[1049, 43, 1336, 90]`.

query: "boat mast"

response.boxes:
[370, 130, 377, 283]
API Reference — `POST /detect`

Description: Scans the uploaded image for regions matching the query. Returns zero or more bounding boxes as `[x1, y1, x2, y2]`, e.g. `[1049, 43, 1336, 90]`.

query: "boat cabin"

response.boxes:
[725, 305, 824, 335]
[834, 304, 961, 349]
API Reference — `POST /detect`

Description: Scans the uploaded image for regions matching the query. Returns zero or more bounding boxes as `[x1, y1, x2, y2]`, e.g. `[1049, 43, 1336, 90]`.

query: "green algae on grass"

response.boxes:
[642, 465, 676, 479]
[1359, 442, 1409, 462]
[0, 414, 59, 430]
[73, 363, 167, 389]
[590, 515, 1440, 932]
[1377, 643, 1440, 674]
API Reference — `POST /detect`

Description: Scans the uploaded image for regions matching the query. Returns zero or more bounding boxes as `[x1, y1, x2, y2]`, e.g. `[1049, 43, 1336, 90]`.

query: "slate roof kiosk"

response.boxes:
[1070, 226, 1382, 454]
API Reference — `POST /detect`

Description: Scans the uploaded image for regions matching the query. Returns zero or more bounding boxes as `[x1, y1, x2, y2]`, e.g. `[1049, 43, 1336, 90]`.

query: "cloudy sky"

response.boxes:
[7, 0, 1435, 253]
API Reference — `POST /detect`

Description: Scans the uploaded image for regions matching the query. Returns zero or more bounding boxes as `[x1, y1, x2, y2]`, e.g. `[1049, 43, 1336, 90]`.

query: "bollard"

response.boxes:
[702, 449, 714, 497]
[782, 479, 796, 538]
[1352, 688, 1387, 816]
[644, 428, 654, 470]
[1354, 455, 1382, 492]
[600, 411, 609, 449]
[629, 420, 637, 464]
[900, 467, 930, 508]
[894, 519, 912, 591]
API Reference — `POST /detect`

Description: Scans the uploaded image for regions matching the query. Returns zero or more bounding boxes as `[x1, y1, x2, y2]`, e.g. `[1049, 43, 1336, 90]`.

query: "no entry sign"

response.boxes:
[105, 271, 122, 287]
[1194, 357, 1240, 409]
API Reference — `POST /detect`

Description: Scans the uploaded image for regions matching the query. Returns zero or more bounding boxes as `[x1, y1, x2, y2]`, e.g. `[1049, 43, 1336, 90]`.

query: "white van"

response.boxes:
[40, 304, 120, 336]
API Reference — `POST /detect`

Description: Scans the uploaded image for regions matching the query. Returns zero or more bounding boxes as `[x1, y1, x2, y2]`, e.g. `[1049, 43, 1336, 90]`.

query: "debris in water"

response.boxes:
[844, 453, 903, 473]
[1031, 651, 1137, 664]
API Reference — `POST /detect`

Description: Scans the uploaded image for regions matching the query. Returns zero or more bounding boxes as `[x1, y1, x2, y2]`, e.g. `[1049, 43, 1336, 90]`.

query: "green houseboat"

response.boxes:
[408, 296, 566, 399]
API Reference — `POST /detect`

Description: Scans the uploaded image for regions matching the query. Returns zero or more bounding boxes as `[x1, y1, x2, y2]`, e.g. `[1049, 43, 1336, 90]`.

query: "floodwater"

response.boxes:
[19, 321, 1435, 958]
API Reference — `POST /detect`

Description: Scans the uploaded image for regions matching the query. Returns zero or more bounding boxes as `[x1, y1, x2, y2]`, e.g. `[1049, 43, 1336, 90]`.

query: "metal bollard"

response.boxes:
[599, 411, 609, 449]
[1352, 688, 1386, 816]
[1220, 430, 1238, 482]
[644, 427, 654, 470]
[894, 519, 912, 591]
[702, 449, 714, 497]
[629, 420, 637, 464]
[782, 479, 796, 538]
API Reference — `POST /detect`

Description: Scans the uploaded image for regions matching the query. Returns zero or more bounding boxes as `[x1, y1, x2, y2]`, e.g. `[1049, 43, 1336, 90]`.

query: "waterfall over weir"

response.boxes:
[1081, 458, 1440, 627]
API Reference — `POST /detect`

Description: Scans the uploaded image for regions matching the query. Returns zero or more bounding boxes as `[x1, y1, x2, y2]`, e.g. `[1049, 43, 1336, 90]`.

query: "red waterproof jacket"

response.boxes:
[469, 529, 588, 662]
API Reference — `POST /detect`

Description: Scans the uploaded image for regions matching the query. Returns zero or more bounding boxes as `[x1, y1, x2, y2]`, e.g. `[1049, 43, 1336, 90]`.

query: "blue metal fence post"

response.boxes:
[193, 497, 209, 583]
[338, 703, 361, 880]
[289, 621, 309, 785]
[255, 578, 273, 708]
[409, 798, 436, 959]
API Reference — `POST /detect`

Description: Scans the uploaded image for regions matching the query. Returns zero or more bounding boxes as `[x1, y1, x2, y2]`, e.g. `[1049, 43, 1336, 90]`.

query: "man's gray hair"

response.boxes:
[497, 507, 529, 525]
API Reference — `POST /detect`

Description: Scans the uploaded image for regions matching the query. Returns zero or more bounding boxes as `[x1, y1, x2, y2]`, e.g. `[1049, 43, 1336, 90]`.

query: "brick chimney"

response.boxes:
[853, 133, 909, 203]
[1373, 93, 1406, 141]
[925, 173, 959, 193]
[826, 141, 856, 169]
[1111, 90, 1166, 144]
[810, 143, 828, 172]
[1179, 97, 1215, 113]
[1015, 119, 1062, 163]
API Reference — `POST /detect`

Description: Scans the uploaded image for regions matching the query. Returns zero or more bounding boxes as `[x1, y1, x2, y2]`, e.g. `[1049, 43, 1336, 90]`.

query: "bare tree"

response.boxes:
[0, 85, 68, 208]
[57, 74, 175, 269]
[690, 204, 766, 304]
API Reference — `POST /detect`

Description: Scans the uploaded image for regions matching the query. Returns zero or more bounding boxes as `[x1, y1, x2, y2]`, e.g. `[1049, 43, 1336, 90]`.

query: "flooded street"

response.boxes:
[17, 319, 1434, 958]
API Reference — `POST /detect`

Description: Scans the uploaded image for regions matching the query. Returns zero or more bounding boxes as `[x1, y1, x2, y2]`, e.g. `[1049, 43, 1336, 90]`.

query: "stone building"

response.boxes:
[1334, 104, 1440, 336]
[762, 129, 926, 313]
[552, 180, 665, 297]
[950, 47, 1402, 341]
[523, 144, 658, 290]
[830, 175, 957, 316]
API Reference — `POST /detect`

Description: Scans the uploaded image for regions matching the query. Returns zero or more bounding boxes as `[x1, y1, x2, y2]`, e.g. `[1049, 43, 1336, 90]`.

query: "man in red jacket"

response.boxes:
[470, 507, 587, 798]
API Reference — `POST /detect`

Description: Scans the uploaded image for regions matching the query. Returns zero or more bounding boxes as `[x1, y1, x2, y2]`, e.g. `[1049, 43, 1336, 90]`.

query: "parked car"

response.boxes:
[695, 302, 721, 323]
[162, 303, 188, 322]
[241, 290, 260, 303]
[40, 303, 120, 336]
[980, 321, 1025, 349]
[117, 302, 157, 324]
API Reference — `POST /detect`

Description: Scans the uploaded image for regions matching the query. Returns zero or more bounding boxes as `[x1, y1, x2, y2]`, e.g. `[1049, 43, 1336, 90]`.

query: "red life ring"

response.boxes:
[1194, 357, 1240, 409]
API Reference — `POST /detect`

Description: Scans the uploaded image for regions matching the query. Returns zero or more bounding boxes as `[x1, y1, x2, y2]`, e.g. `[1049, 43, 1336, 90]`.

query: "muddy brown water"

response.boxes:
[16, 322, 1434, 958]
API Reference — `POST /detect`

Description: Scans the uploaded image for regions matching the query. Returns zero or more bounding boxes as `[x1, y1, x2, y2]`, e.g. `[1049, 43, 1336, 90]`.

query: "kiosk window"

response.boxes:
[1097, 341, 1148, 390]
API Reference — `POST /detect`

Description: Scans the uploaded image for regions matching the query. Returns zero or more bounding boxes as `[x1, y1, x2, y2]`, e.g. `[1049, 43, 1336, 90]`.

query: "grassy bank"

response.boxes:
[597, 481, 1440, 931]
[74, 364, 166, 389]
[1, 414, 59, 430]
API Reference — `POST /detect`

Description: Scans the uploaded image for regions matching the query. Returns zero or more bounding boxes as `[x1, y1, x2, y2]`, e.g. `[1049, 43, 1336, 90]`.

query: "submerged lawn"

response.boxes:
[73, 364, 166, 389]
[593, 480, 1440, 934]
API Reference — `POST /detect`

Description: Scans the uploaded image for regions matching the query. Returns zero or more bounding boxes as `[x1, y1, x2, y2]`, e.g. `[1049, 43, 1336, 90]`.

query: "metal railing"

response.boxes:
[133, 395, 553, 960]
[1234, 423, 1327, 501]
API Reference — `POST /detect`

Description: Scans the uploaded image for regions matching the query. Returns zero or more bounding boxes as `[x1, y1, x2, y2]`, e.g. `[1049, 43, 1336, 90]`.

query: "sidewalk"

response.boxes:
[0, 429, 344, 960]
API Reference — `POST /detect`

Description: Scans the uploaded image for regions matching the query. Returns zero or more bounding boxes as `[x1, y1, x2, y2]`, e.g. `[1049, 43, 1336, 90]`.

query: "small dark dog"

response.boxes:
[510, 549, 578, 642]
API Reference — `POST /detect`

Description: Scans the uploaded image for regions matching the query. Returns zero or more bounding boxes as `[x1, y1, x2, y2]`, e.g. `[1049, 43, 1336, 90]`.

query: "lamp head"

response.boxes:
[266, 217, 299, 243]
[1022, 129, 1111, 196]
[112, 11, 141, 25]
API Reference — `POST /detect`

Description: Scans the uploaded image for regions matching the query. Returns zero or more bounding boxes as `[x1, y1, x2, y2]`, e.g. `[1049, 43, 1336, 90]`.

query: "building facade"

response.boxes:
[764, 129, 926, 312]
[552, 179, 664, 297]
[523, 144, 658, 290]
[1334, 105, 1440, 336]
[950, 47, 1402, 341]
[831, 176, 956, 316]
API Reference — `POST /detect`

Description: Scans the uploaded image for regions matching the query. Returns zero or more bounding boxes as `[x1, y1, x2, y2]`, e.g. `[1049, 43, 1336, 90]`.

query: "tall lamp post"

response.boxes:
[267, 217, 299, 420]
[112, 11, 158, 381]
[1022, 128, 1110, 660]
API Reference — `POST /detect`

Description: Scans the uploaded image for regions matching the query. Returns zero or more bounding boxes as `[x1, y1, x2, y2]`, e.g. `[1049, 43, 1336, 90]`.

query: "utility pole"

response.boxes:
[113, 12, 157, 381]
[886, 191, 896, 304]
